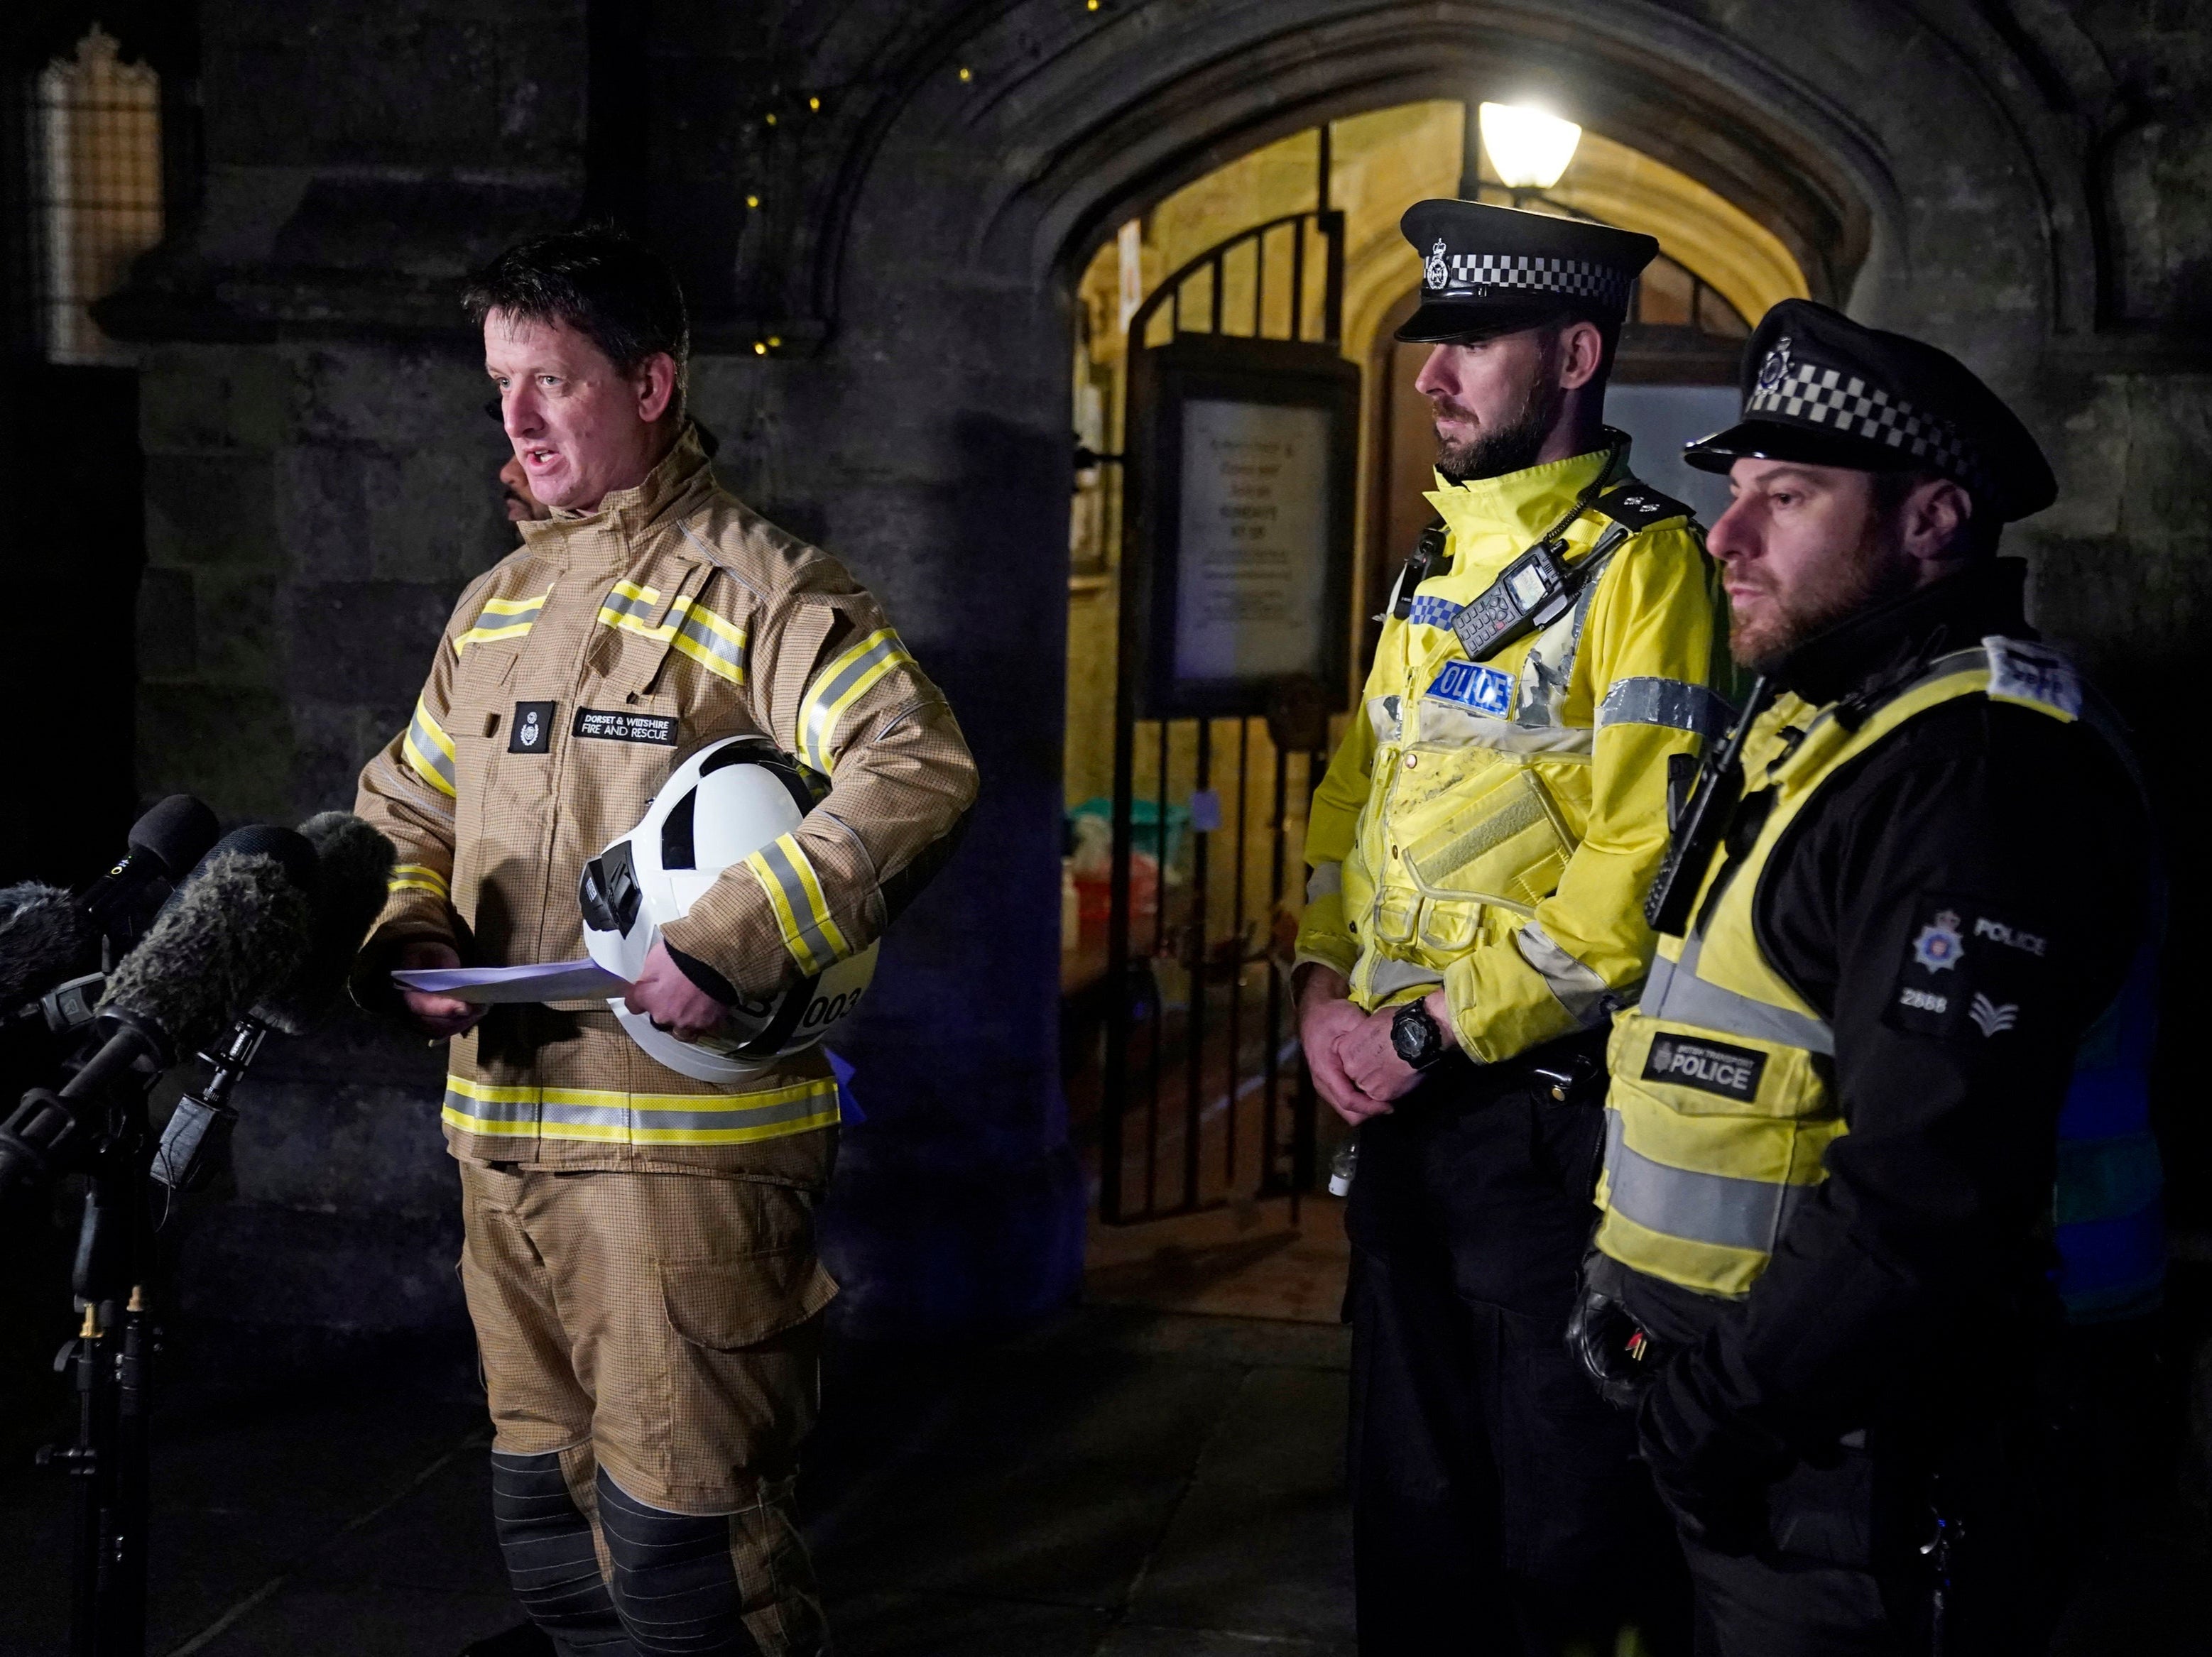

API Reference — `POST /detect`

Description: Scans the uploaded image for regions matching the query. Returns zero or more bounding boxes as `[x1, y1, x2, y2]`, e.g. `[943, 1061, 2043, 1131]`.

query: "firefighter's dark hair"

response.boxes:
[465, 226, 690, 417]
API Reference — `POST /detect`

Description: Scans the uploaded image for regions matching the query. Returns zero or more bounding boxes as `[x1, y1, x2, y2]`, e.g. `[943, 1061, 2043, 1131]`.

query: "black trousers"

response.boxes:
[1679, 1420, 2074, 1656]
[1344, 1040, 1689, 1656]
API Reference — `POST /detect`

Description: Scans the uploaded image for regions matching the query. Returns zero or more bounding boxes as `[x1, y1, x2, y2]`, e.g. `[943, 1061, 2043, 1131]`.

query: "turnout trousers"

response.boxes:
[459, 1161, 837, 1656]
[1344, 1036, 1688, 1656]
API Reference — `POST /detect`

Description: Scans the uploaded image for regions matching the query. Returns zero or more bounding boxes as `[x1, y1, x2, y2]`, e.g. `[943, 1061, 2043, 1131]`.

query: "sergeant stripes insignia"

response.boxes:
[796, 627, 916, 775]
[401, 697, 457, 797]
[596, 581, 748, 684]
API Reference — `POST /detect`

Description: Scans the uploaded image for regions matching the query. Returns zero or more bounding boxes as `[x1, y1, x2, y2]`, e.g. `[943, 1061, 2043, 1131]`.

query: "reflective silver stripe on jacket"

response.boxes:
[1367, 956, 1445, 998]
[1515, 921, 1628, 1028]
[1642, 936, 1836, 1056]
[1603, 1109, 1811, 1256]
[442, 1079, 838, 1139]
[1306, 860, 1342, 902]
[1598, 677, 1735, 740]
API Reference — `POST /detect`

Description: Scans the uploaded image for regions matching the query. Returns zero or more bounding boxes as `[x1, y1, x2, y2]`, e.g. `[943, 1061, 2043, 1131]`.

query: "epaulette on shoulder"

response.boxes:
[1981, 635, 2085, 722]
[1591, 482, 1699, 535]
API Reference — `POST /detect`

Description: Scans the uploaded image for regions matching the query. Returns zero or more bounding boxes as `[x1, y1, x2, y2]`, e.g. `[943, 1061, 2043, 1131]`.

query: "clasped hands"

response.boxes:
[397, 939, 731, 1041]
[1295, 966, 1459, 1125]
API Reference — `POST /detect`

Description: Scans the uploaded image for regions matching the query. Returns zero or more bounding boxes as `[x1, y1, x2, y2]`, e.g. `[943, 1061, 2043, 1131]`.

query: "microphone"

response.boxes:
[76, 794, 222, 948]
[0, 885, 102, 1010]
[252, 813, 397, 1034]
[152, 814, 395, 1191]
[95, 825, 320, 1065]
[0, 794, 219, 1022]
[0, 828, 320, 1197]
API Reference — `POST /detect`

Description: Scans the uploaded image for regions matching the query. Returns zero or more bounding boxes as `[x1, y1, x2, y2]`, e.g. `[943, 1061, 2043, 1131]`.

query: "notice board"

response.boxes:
[1122, 335, 1358, 718]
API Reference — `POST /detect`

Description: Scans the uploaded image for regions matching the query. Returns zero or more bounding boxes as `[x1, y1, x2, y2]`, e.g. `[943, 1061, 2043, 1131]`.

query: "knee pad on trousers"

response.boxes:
[489, 1450, 633, 1653]
[597, 1469, 761, 1656]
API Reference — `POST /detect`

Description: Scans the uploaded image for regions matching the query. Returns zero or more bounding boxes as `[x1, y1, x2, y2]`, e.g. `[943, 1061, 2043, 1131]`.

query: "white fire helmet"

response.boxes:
[578, 735, 877, 1081]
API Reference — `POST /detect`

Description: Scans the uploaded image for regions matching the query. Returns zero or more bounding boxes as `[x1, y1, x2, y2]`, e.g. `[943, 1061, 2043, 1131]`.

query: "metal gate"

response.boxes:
[1097, 134, 1352, 1224]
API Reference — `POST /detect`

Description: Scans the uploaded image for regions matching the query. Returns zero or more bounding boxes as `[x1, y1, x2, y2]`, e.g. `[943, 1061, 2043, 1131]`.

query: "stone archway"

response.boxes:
[706, 0, 2113, 1329]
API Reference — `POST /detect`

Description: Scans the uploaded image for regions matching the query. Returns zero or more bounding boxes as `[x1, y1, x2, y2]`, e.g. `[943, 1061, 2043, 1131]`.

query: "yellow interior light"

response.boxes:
[808, 95, 821, 111]
[1478, 102, 1582, 192]
[959, 66, 973, 82]
[766, 111, 778, 126]
[753, 341, 767, 356]
[745, 193, 760, 209]
[768, 336, 782, 348]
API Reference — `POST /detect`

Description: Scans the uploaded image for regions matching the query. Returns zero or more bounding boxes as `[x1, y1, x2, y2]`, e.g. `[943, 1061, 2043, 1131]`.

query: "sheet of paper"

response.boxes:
[391, 958, 631, 1004]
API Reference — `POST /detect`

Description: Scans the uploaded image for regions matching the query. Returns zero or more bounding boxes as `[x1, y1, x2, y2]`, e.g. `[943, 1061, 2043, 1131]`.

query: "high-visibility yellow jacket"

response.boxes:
[1295, 442, 1728, 1063]
[1594, 638, 2108, 1297]
[354, 428, 979, 1178]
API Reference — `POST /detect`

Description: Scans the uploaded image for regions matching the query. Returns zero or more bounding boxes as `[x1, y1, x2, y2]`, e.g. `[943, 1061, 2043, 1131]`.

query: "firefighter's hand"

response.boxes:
[1297, 967, 1386, 1126]
[626, 940, 731, 1041]
[398, 941, 488, 1040]
[1337, 990, 1456, 1108]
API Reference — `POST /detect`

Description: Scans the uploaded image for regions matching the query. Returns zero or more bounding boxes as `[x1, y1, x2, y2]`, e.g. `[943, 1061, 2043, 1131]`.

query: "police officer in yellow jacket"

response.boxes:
[353, 230, 976, 1657]
[1574, 301, 2151, 1654]
[1293, 201, 1728, 1652]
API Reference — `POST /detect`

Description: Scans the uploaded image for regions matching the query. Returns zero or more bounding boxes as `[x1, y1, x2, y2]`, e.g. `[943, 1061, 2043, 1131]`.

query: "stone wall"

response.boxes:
[92, 0, 2212, 1362]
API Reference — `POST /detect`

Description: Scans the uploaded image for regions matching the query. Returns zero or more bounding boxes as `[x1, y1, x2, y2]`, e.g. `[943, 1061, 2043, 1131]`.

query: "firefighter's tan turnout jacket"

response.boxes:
[355, 429, 979, 1177]
[1295, 443, 1730, 1064]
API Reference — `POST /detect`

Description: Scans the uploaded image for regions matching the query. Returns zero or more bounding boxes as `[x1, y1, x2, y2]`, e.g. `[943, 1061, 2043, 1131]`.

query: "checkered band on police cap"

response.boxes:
[1684, 299, 2056, 520]
[1424, 246, 1635, 310]
[1748, 341, 1991, 498]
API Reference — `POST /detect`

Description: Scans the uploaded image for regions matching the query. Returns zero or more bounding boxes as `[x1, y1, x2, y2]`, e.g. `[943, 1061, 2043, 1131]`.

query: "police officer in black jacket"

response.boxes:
[1570, 300, 2152, 1654]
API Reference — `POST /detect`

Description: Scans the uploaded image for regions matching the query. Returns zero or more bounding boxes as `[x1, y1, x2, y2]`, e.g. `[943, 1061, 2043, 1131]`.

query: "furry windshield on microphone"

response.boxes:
[0, 885, 102, 1007]
[97, 843, 317, 1060]
[252, 813, 396, 1036]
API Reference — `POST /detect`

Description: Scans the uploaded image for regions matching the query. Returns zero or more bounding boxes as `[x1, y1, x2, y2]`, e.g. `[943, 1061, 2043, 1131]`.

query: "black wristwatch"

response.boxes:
[1391, 997, 1451, 1071]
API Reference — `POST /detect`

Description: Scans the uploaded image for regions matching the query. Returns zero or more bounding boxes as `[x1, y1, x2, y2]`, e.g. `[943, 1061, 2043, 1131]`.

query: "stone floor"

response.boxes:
[1, 1205, 2207, 1656]
[0, 1305, 1355, 1657]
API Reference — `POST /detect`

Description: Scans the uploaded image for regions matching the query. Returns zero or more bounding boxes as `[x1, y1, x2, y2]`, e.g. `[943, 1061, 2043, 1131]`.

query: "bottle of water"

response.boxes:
[1327, 1134, 1358, 1197]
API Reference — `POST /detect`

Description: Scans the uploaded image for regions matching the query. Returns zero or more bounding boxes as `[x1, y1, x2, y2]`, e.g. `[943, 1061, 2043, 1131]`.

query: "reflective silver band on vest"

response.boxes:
[1367, 956, 1446, 998]
[1516, 921, 1625, 1028]
[1603, 1110, 1811, 1255]
[1306, 860, 1342, 902]
[1598, 677, 1735, 740]
[1642, 937, 1835, 1056]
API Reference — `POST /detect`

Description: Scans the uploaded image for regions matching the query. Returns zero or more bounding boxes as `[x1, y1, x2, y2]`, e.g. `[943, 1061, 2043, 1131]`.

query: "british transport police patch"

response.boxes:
[1642, 1033, 1767, 1103]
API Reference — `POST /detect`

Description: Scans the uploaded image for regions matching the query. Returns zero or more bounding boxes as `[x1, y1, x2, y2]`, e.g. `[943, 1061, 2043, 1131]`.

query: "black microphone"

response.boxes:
[0, 885, 103, 1010]
[152, 814, 395, 1191]
[76, 794, 222, 948]
[254, 812, 397, 1034]
[0, 828, 321, 1196]
[96, 826, 320, 1064]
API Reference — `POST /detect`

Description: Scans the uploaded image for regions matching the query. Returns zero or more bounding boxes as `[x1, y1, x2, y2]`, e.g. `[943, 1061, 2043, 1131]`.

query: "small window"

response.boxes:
[30, 26, 163, 365]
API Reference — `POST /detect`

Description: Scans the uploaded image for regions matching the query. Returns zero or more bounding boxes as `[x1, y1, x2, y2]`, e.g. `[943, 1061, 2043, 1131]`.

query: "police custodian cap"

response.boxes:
[1684, 299, 2056, 522]
[1395, 199, 1659, 346]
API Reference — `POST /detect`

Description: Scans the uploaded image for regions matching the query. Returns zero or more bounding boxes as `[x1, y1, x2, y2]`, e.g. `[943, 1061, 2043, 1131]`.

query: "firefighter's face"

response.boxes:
[484, 311, 677, 513]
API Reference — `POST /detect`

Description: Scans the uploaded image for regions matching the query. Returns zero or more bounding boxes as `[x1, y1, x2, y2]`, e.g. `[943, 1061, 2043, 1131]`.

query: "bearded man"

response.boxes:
[1573, 300, 2151, 1654]
[1292, 199, 1728, 1653]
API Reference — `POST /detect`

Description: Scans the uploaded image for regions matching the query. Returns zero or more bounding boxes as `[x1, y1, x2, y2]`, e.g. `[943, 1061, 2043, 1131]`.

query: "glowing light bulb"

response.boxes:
[1478, 102, 1581, 192]
[753, 341, 767, 356]
[808, 95, 821, 111]
[766, 111, 778, 126]
[768, 336, 782, 349]
[958, 66, 973, 82]
[745, 193, 760, 209]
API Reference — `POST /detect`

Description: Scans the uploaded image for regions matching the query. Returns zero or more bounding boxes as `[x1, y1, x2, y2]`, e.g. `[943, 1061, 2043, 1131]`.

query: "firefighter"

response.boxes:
[353, 228, 978, 1657]
[1293, 199, 1729, 1653]
[1573, 299, 2152, 1653]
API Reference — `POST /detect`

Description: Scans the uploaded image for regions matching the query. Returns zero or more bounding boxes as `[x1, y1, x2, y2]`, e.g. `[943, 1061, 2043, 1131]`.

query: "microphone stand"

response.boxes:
[36, 1044, 159, 1657]
[32, 1013, 276, 1657]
